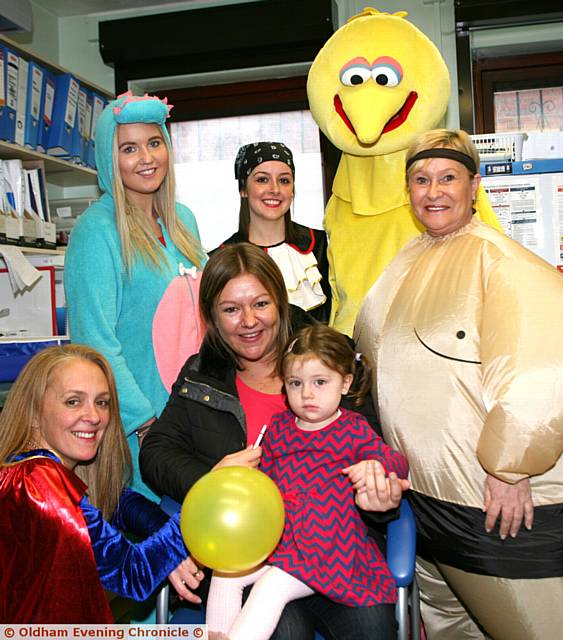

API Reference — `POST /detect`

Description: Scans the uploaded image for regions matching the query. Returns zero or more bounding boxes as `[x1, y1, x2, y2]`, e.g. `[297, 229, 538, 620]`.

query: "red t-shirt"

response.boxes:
[235, 375, 287, 447]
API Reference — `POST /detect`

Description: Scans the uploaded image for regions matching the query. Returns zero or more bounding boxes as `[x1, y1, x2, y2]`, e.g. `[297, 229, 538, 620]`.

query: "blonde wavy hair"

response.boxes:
[111, 130, 205, 273]
[0, 344, 131, 519]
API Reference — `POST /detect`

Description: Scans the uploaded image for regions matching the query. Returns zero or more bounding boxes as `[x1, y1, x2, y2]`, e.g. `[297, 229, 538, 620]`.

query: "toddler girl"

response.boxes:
[206, 324, 409, 640]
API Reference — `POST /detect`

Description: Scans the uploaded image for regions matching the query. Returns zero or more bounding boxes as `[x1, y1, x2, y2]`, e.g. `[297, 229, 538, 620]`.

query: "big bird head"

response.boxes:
[307, 8, 450, 157]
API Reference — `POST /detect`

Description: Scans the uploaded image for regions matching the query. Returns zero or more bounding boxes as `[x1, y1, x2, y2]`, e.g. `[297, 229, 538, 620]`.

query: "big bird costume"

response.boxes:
[306, 7, 501, 336]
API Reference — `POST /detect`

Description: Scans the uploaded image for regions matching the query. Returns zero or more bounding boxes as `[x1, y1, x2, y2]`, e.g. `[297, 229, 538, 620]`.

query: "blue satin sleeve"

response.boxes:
[81, 496, 187, 601]
[110, 488, 169, 536]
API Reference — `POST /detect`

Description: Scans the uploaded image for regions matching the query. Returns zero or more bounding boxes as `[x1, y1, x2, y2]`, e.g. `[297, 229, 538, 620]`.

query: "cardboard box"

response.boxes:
[0, 211, 21, 245]
[23, 160, 55, 248]
[20, 211, 41, 247]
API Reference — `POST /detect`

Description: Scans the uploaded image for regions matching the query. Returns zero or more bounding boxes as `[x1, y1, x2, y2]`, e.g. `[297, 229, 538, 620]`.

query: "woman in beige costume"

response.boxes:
[355, 129, 563, 640]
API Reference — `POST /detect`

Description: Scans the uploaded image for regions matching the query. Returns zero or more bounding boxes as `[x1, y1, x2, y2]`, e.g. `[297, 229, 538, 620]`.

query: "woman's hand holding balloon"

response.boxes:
[168, 556, 204, 603]
[343, 460, 410, 512]
[212, 445, 262, 471]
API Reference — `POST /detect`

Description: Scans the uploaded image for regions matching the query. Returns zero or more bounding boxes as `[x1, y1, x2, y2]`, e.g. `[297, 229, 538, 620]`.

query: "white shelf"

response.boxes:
[0, 140, 99, 187]
[19, 246, 65, 256]
[0, 246, 65, 268]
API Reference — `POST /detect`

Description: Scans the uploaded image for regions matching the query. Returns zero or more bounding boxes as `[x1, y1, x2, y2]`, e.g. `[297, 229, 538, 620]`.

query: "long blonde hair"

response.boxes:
[0, 344, 131, 519]
[111, 130, 204, 273]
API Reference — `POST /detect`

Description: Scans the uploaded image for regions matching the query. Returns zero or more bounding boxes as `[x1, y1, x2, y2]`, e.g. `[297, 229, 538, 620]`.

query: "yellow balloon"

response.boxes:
[180, 466, 285, 573]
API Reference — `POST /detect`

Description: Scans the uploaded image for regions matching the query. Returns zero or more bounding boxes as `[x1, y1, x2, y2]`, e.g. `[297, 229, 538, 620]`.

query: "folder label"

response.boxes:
[36, 71, 56, 154]
[0, 50, 4, 108]
[84, 92, 92, 144]
[47, 74, 80, 157]
[86, 94, 105, 168]
[6, 52, 17, 110]
[77, 88, 87, 137]
[30, 66, 42, 120]
[91, 94, 105, 132]
[43, 76, 55, 125]
[24, 63, 44, 150]
[64, 78, 79, 129]
[15, 57, 28, 147]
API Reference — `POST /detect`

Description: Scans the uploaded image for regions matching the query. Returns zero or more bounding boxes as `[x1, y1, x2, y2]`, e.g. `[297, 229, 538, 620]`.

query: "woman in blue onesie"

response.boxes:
[65, 92, 206, 500]
[0, 344, 204, 623]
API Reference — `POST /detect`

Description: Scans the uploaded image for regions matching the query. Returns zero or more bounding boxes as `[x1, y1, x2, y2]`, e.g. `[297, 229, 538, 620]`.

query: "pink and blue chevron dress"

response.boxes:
[260, 408, 409, 607]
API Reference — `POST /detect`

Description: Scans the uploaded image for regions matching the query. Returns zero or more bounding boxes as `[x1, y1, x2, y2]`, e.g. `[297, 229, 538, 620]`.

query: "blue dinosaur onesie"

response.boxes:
[65, 93, 205, 499]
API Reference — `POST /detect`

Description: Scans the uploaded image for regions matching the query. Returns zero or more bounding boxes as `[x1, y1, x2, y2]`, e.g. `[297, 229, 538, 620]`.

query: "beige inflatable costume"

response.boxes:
[307, 8, 501, 336]
[355, 217, 563, 639]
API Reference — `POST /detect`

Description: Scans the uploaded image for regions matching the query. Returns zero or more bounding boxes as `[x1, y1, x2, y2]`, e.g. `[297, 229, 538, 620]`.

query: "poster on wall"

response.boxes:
[482, 165, 563, 271]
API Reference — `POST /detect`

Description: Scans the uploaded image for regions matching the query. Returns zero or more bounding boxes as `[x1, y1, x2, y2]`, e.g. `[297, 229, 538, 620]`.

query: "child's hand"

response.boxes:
[342, 460, 371, 491]
[342, 460, 410, 512]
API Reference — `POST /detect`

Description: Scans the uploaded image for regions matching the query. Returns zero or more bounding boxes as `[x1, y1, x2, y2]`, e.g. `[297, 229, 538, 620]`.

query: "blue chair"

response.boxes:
[157, 497, 420, 639]
[387, 500, 420, 640]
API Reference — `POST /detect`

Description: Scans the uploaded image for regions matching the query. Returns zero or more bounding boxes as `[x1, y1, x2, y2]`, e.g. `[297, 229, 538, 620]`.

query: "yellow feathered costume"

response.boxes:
[307, 8, 501, 335]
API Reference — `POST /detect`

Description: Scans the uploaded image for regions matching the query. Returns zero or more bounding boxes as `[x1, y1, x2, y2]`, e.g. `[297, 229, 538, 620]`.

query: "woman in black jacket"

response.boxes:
[212, 141, 331, 323]
[140, 243, 403, 640]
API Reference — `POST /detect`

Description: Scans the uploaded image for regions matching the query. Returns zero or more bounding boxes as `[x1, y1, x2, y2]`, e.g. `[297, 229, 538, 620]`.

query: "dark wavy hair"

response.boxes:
[279, 324, 373, 407]
[199, 242, 292, 369]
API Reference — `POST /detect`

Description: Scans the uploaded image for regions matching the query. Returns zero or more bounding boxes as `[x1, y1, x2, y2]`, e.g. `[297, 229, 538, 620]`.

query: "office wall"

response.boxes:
[20, 1, 255, 93]
[10, 1, 59, 61]
[20, 2, 562, 128]
[471, 21, 563, 54]
[23, 0, 462, 126]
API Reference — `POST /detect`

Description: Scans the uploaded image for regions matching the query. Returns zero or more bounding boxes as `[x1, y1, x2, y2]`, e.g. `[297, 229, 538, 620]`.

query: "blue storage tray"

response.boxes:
[0, 338, 70, 382]
[481, 157, 563, 176]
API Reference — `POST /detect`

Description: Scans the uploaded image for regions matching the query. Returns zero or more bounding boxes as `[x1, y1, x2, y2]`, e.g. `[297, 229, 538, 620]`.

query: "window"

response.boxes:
[494, 87, 563, 132]
[473, 51, 563, 133]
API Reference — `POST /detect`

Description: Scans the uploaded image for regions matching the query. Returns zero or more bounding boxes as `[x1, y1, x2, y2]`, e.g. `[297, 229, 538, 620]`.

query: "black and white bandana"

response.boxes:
[234, 141, 294, 191]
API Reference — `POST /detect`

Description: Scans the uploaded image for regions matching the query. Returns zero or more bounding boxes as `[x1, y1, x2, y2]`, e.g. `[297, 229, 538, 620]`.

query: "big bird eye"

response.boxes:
[371, 64, 402, 87]
[340, 65, 371, 87]
[370, 57, 403, 87]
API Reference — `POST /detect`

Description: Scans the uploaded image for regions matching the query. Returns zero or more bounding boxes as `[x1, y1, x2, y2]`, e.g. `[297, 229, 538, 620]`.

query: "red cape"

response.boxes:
[0, 453, 113, 622]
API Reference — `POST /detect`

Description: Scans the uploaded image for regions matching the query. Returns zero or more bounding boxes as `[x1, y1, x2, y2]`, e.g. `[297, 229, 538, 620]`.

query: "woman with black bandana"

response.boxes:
[213, 141, 331, 323]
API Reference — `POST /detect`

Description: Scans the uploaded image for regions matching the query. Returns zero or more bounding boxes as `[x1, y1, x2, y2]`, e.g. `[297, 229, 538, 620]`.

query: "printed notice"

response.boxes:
[484, 176, 541, 250]
[483, 173, 561, 267]
[553, 179, 563, 271]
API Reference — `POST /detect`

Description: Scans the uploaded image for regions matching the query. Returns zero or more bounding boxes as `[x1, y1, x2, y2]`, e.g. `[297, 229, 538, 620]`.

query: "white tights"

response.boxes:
[206, 565, 314, 640]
